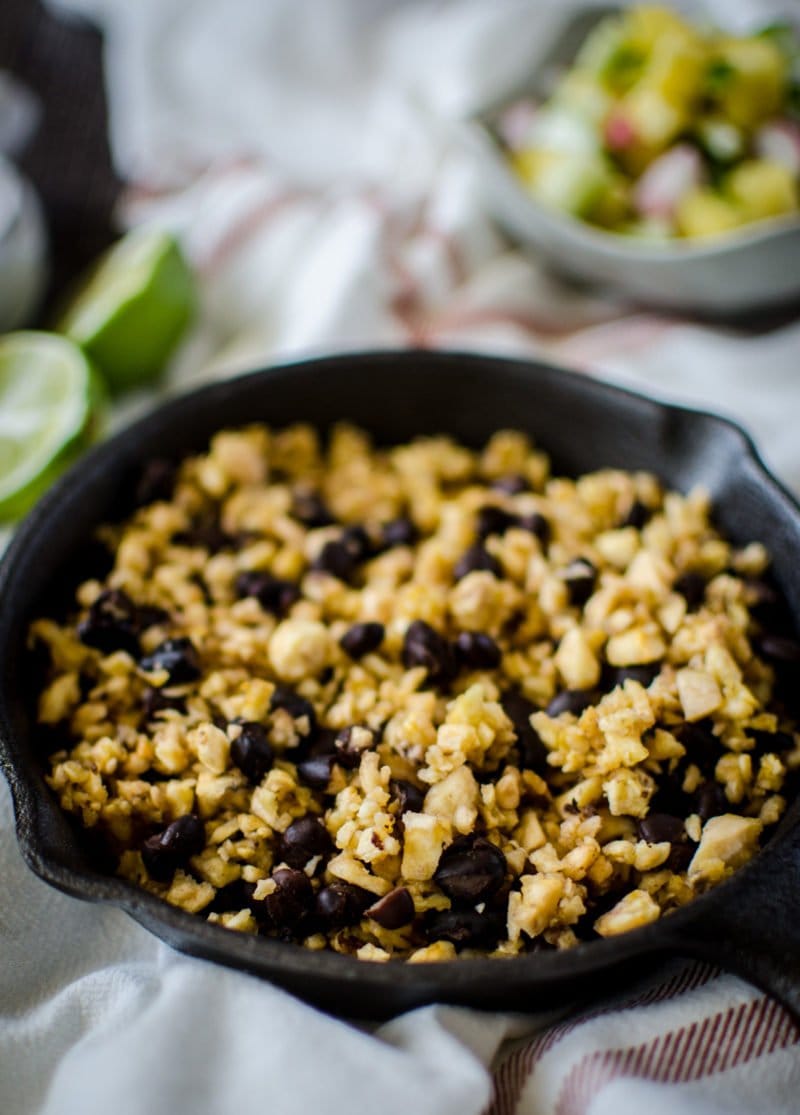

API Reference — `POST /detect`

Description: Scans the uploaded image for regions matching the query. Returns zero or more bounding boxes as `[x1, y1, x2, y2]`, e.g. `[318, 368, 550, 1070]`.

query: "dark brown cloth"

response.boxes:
[0, 0, 121, 315]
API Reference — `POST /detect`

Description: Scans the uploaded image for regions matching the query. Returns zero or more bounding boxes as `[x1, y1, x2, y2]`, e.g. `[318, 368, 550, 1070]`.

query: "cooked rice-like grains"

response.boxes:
[34, 424, 799, 958]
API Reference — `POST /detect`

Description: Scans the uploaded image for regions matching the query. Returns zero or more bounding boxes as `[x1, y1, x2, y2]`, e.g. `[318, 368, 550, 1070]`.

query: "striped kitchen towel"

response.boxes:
[489, 961, 799, 1115]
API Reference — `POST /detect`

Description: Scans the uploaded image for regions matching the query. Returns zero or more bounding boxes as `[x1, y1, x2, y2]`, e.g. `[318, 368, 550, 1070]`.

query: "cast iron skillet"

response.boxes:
[2, 350, 800, 1021]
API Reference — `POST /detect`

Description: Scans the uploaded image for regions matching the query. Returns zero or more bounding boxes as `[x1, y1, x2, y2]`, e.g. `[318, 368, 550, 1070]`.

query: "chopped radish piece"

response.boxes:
[634, 144, 704, 220]
[755, 120, 800, 178]
[604, 111, 637, 151]
[497, 100, 539, 151]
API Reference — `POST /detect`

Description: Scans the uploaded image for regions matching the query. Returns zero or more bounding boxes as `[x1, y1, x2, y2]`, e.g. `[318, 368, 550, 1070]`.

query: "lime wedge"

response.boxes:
[0, 331, 100, 520]
[58, 227, 196, 392]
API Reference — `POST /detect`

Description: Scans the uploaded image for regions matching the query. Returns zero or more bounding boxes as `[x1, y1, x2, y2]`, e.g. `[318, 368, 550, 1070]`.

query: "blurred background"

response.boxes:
[1, 0, 799, 488]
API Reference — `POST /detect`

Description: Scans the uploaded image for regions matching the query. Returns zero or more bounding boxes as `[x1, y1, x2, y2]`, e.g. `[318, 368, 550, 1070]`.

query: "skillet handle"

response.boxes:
[669, 825, 800, 1021]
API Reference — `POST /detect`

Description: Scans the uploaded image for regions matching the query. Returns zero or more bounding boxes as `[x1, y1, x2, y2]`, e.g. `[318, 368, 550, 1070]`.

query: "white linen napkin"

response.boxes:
[3, 0, 800, 1112]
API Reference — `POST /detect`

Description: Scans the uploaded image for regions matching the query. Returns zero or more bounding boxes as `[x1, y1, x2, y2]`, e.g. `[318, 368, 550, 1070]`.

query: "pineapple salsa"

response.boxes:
[499, 6, 800, 240]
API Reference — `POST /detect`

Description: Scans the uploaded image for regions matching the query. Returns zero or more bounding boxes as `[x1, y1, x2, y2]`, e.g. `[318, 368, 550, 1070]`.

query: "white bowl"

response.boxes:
[464, 6, 800, 317]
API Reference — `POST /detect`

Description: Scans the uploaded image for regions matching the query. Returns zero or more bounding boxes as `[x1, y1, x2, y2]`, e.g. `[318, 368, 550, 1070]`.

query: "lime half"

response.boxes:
[58, 227, 196, 392]
[0, 331, 100, 520]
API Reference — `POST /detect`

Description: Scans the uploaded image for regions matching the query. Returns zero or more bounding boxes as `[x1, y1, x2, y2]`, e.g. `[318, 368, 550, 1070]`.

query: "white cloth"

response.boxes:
[4, 0, 800, 1112]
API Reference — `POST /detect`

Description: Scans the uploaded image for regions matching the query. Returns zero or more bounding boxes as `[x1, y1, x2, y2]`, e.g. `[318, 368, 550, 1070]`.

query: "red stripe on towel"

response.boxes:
[549, 995, 798, 1115]
[486, 963, 718, 1115]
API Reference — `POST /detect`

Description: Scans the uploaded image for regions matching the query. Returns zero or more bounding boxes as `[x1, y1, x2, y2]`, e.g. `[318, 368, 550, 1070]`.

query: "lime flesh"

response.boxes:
[0, 331, 98, 520]
[58, 227, 196, 393]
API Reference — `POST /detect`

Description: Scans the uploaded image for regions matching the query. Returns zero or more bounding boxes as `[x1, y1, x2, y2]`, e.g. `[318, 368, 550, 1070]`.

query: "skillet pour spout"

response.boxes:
[2, 348, 800, 1020]
[661, 819, 800, 1020]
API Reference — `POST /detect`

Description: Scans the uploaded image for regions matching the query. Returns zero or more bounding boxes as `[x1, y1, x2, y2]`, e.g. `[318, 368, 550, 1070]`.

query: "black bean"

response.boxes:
[676, 721, 720, 770]
[235, 570, 300, 616]
[141, 687, 186, 722]
[264, 867, 314, 927]
[454, 545, 502, 581]
[142, 815, 205, 882]
[234, 570, 271, 600]
[231, 722, 274, 783]
[381, 517, 418, 548]
[340, 622, 384, 659]
[172, 520, 236, 553]
[306, 726, 338, 756]
[391, 779, 426, 816]
[315, 882, 372, 928]
[502, 690, 548, 771]
[280, 816, 333, 869]
[292, 725, 337, 768]
[296, 753, 336, 790]
[638, 813, 686, 844]
[622, 500, 651, 529]
[455, 631, 502, 670]
[191, 572, 214, 607]
[206, 878, 257, 915]
[612, 663, 662, 688]
[137, 605, 169, 631]
[365, 887, 415, 929]
[667, 843, 696, 872]
[77, 672, 94, 702]
[313, 539, 359, 582]
[695, 780, 728, 822]
[476, 505, 516, 540]
[434, 838, 506, 904]
[745, 577, 784, 629]
[341, 524, 374, 562]
[546, 688, 598, 717]
[563, 559, 596, 607]
[402, 620, 456, 683]
[424, 907, 504, 950]
[135, 458, 177, 506]
[750, 729, 795, 756]
[517, 512, 551, 545]
[756, 634, 800, 664]
[490, 474, 529, 495]
[334, 725, 376, 769]
[649, 771, 691, 817]
[673, 571, 707, 610]
[139, 637, 201, 685]
[292, 490, 335, 528]
[270, 688, 317, 735]
[78, 589, 142, 656]
[757, 634, 800, 706]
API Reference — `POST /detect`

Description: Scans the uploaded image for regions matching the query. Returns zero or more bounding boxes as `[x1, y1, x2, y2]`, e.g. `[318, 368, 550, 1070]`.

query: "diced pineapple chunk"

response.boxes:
[626, 6, 694, 53]
[726, 159, 799, 222]
[643, 29, 706, 105]
[676, 188, 743, 239]
[555, 71, 613, 126]
[620, 87, 685, 161]
[525, 150, 618, 219]
[714, 38, 788, 129]
[574, 16, 629, 81]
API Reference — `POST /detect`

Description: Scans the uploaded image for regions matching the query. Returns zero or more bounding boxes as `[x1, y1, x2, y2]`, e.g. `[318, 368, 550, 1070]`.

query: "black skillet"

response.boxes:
[2, 350, 800, 1021]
